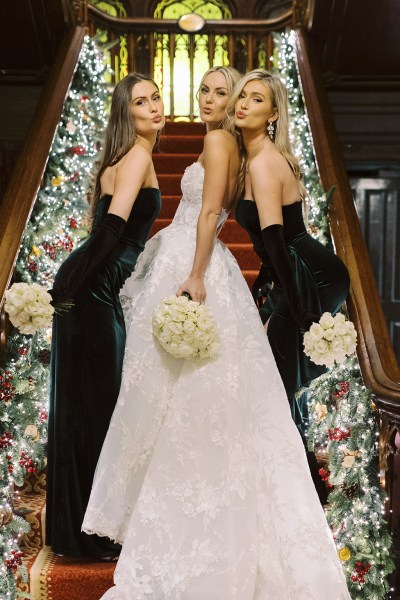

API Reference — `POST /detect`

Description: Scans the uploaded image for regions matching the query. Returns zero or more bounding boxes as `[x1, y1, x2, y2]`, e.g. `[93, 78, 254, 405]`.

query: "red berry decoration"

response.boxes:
[72, 145, 86, 155]
[318, 467, 333, 487]
[5, 550, 24, 572]
[40, 408, 48, 423]
[80, 95, 89, 102]
[0, 371, 16, 402]
[328, 427, 351, 442]
[0, 432, 13, 449]
[350, 561, 371, 585]
[68, 216, 78, 229]
[20, 451, 38, 474]
[26, 260, 38, 273]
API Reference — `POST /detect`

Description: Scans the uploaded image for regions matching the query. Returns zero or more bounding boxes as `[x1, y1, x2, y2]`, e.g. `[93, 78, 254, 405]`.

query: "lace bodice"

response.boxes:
[172, 162, 229, 230]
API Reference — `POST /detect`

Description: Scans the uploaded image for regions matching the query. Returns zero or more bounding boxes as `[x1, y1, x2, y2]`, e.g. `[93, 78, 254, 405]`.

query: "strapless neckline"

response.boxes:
[99, 188, 161, 202]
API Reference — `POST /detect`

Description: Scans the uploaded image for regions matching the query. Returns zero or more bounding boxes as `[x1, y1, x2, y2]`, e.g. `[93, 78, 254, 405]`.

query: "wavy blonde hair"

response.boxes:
[226, 69, 306, 199]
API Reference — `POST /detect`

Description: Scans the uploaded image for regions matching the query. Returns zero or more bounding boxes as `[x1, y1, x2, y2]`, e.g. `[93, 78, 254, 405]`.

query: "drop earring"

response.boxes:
[267, 121, 275, 140]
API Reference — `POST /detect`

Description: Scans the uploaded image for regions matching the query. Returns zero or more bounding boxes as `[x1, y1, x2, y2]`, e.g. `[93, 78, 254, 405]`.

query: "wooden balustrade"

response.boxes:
[295, 30, 400, 577]
[87, 5, 293, 117]
[0, 27, 85, 319]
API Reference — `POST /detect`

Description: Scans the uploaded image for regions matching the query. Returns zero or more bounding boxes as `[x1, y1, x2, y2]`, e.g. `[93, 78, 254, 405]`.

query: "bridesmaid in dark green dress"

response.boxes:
[229, 70, 349, 502]
[46, 73, 164, 558]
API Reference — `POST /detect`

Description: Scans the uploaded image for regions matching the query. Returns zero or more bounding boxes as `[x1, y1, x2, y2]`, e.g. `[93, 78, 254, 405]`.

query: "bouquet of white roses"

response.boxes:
[152, 294, 221, 360]
[303, 312, 357, 368]
[4, 282, 55, 335]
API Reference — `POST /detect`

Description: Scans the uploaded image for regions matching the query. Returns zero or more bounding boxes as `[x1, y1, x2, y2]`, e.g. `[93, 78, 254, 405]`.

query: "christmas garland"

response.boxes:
[273, 32, 395, 597]
[0, 36, 108, 598]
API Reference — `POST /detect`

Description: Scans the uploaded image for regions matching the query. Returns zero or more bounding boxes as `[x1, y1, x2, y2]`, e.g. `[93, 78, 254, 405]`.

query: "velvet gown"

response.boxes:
[235, 199, 350, 437]
[46, 188, 161, 557]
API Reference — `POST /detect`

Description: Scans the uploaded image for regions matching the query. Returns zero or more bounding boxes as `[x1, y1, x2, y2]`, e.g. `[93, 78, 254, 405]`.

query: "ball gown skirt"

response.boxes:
[82, 164, 350, 598]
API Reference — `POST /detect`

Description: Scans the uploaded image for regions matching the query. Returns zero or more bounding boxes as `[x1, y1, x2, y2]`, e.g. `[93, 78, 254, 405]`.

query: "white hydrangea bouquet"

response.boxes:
[152, 294, 221, 360]
[4, 282, 55, 335]
[303, 311, 357, 368]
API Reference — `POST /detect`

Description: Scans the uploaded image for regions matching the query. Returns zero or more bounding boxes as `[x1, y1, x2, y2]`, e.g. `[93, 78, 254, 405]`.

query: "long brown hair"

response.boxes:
[91, 73, 160, 217]
[226, 69, 306, 200]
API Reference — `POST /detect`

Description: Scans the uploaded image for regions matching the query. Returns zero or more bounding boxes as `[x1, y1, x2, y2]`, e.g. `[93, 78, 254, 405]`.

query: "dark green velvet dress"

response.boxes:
[46, 188, 161, 557]
[235, 200, 350, 436]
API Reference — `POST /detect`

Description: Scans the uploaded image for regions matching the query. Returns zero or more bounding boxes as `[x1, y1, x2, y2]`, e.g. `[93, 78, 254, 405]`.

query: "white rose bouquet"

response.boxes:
[303, 312, 357, 368]
[4, 282, 55, 335]
[152, 294, 221, 360]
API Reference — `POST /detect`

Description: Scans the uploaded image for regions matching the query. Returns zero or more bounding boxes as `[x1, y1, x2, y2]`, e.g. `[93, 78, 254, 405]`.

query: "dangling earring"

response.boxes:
[267, 121, 275, 140]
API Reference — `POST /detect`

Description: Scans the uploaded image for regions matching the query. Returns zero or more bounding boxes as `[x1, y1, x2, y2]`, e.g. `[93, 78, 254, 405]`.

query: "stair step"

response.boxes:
[150, 218, 253, 245]
[242, 270, 259, 288]
[159, 135, 203, 154]
[229, 243, 262, 270]
[164, 120, 205, 135]
[158, 174, 182, 196]
[153, 153, 198, 173]
[159, 195, 180, 219]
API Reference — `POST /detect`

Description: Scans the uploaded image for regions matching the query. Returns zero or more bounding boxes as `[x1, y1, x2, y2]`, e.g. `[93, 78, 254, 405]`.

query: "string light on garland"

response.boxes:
[272, 32, 395, 597]
[0, 36, 108, 598]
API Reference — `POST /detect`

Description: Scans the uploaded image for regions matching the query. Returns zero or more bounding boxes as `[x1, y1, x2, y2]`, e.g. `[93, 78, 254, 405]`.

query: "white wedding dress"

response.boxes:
[82, 162, 350, 599]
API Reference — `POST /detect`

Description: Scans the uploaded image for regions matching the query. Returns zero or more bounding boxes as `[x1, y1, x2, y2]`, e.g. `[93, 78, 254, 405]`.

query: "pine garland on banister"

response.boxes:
[0, 37, 108, 599]
[272, 32, 395, 598]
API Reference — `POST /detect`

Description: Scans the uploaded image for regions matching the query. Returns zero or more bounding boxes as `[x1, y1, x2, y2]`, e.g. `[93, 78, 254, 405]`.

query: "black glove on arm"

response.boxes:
[261, 224, 319, 330]
[49, 213, 126, 304]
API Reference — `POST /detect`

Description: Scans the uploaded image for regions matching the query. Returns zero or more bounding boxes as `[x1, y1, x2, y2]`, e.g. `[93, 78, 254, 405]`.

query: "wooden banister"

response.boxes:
[294, 29, 400, 410]
[0, 26, 85, 308]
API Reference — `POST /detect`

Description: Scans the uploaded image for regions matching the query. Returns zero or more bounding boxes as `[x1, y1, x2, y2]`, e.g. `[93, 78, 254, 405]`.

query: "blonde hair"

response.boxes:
[197, 65, 242, 98]
[226, 69, 306, 199]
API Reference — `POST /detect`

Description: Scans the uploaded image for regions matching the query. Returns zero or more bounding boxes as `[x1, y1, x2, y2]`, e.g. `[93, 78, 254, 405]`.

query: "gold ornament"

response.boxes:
[24, 424, 40, 442]
[31, 245, 41, 257]
[51, 176, 66, 187]
[0, 508, 13, 527]
[370, 401, 377, 411]
[338, 547, 351, 561]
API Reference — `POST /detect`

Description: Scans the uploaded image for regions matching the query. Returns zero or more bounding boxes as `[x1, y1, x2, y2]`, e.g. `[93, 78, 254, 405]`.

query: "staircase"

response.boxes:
[152, 121, 260, 287]
[15, 121, 260, 600]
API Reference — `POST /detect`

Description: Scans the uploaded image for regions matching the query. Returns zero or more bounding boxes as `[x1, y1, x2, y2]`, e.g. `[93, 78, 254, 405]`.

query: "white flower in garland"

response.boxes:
[304, 312, 357, 367]
[152, 295, 221, 360]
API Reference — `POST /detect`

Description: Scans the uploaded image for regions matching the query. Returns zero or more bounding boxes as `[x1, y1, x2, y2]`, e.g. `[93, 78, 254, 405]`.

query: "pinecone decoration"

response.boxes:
[37, 349, 51, 365]
[341, 482, 359, 499]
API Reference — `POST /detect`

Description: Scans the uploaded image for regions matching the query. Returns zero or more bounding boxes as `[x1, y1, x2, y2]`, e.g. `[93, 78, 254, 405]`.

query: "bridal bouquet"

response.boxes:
[4, 282, 55, 335]
[152, 294, 221, 360]
[303, 312, 357, 368]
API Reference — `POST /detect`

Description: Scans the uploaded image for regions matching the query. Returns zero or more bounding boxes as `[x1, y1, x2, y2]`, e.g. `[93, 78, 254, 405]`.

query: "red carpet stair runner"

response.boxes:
[16, 121, 260, 600]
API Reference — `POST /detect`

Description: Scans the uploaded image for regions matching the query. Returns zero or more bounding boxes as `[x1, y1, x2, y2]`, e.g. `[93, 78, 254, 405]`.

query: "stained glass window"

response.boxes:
[89, 0, 129, 83]
[154, 0, 232, 119]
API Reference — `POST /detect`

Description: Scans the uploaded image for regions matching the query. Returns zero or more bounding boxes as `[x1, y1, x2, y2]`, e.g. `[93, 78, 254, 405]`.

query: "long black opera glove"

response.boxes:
[49, 213, 126, 305]
[261, 224, 320, 330]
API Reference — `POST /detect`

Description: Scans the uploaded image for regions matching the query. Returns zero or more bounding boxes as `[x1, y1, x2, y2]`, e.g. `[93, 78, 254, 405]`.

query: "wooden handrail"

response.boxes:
[0, 26, 85, 308]
[294, 29, 400, 410]
[87, 4, 293, 32]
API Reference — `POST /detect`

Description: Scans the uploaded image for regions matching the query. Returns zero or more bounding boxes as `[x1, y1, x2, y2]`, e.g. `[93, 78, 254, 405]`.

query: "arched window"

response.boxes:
[89, 0, 129, 83]
[153, 0, 232, 119]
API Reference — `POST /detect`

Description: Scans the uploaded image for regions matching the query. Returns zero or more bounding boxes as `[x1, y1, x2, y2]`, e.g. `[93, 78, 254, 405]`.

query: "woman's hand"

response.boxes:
[176, 276, 206, 303]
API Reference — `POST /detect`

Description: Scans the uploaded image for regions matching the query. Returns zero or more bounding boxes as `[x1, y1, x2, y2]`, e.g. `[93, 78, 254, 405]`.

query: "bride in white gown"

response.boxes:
[82, 67, 350, 599]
